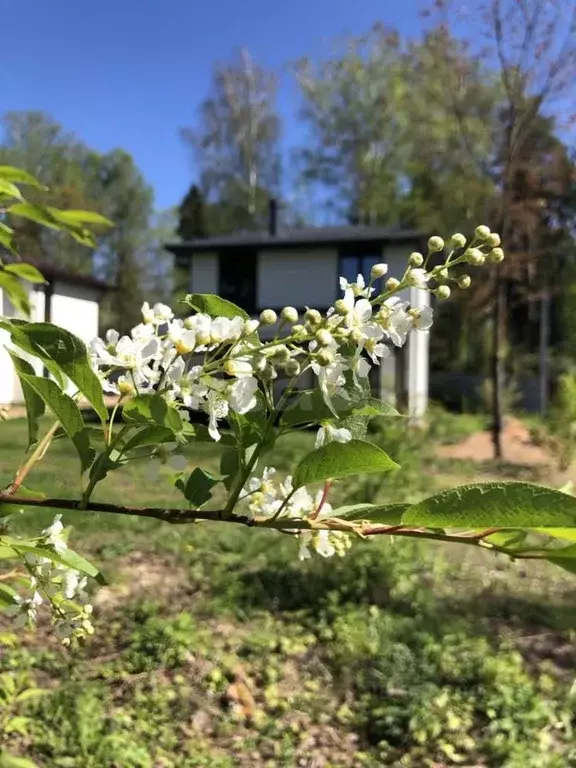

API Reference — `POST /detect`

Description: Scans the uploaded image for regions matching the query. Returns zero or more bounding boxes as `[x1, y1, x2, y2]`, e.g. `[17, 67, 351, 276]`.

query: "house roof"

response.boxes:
[38, 265, 113, 292]
[166, 225, 424, 255]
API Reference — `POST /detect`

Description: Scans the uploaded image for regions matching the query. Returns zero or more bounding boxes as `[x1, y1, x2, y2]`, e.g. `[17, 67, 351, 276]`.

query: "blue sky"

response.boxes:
[0, 0, 424, 211]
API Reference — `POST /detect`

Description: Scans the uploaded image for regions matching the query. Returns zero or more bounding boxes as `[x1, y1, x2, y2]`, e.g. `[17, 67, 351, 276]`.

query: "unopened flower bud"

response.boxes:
[316, 349, 334, 366]
[305, 308, 322, 327]
[386, 277, 400, 291]
[175, 339, 195, 355]
[224, 359, 253, 377]
[474, 225, 491, 240]
[259, 309, 277, 325]
[465, 248, 485, 266]
[285, 359, 301, 377]
[428, 236, 445, 252]
[488, 247, 505, 263]
[292, 324, 306, 336]
[271, 345, 290, 363]
[449, 233, 467, 249]
[486, 233, 501, 248]
[334, 299, 349, 315]
[254, 357, 267, 373]
[118, 379, 135, 396]
[281, 306, 298, 324]
[457, 274, 471, 289]
[315, 329, 333, 347]
[259, 364, 278, 381]
[184, 317, 195, 330]
[434, 267, 449, 281]
[349, 328, 364, 345]
[435, 285, 451, 300]
[244, 319, 260, 335]
[409, 252, 424, 267]
[370, 262, 388, 278]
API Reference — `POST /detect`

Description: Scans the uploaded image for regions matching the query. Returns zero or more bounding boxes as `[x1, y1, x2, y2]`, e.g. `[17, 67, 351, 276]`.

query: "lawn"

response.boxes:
[1, 413, 576, 767]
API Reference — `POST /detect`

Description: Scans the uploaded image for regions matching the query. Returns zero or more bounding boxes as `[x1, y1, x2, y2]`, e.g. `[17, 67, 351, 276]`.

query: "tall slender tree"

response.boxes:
[181, 48, 281, 233]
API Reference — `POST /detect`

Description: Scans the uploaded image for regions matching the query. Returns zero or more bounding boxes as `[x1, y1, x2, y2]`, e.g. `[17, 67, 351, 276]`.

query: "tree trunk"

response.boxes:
[491, 270, 506, 459]
[539, 287, 551, 415]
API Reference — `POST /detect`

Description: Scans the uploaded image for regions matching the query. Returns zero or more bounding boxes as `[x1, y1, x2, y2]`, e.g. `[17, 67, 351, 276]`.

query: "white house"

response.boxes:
[0, 267, 109, 406]
[166, 223, 430, 418]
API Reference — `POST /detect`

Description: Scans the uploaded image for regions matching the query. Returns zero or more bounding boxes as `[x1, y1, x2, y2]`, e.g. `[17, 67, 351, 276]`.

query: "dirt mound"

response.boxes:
[437, 416, 552, 465]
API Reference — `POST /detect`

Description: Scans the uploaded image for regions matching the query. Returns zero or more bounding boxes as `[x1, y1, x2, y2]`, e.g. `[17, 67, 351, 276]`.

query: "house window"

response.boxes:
[338, 248, 384, 295]
[218, 250, 257, 313]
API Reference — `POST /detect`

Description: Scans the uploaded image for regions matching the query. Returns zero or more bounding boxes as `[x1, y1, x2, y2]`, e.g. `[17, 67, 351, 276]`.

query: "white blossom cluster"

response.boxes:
[86, 228, 502, 559]
[5, 515, 94, 643]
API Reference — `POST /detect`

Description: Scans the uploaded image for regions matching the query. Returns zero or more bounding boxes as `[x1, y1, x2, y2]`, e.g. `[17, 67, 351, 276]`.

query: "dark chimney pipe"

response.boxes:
[268, 198, 277, 237]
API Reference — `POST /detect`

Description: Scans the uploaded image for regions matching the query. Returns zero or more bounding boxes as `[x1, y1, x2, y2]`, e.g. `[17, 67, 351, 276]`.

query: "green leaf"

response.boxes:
[0, 165, 46, 189]
[122, 426, 177, 453]
[15, 688, 46, 703]
[49, 209, 113, 228]
[15, 373, 94, 472]
[0, 584, 18, 608]
[0, 179, 23, 200]
[0, 272, 30, 316]
[4, 263, 45, 284]
[7, 202, 60, 229]
[293, 439, 399, 489]
[352, 398, 400, 417]
[4, 716, 31, 735]
[7, 352, 45, 448]
[176, 467, 220, 508]
[220, 449, 240, 490]
[4, 540, 105, 584]
[8, 323, 107, 420]
[184, 293, 249, 321]
[122, 394, 183, 432]
[403, 482, 576, 528]
[0, 223, 15, 255]
[0, 752, 39, 768]
[334, 502, 409, 523]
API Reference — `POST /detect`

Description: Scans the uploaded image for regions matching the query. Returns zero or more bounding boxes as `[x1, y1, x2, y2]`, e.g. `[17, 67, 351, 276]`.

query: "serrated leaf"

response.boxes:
[0, 272, 30, 316]
[334, 502, 409, 523]
[352, 399, 400, 417]
[8, 323, 107, 420]
[0, 165, 46, 189]
[293, 439, 399, 489]
[7, 352, 45, 448]
[15, 688, 46, 703]
[122, 394, 183, 432]
[15, 373, 94, 472]
[184, 293, 249, 320]
[403, 482, 576, 528]
[177, 467, 220, 508]
[4, 716, 30, 735]
[4, 263, 45, 284]
[122, 426, 176, 452]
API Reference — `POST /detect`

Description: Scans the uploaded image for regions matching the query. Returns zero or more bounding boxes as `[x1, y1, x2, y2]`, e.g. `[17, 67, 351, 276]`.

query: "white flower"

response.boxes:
[114, 335, 161, 371]
[185, 313, 212, 347]
[227, 376, 259, 414]
[167, 320, 196, 354]
[406, 269, 430, 289]
[210, 316, 244, 344]
[341, 290, 384, 345]
[42, 515, 67, 554]
[206, 390, 229, 441]
[412, 305, 434, 331]
[311, 354, 348, 415]
[315, 424, 352, 449]
[177, 366, 209, 409]
[131, 323, 155, 342]
[224, 358, 253, 378]
[355, 357, 372, 378]
[379, 298, 414, 347]
[142, 301, 174, 325]
[106, 329, 119, 346]
[339, 273, 373, 298]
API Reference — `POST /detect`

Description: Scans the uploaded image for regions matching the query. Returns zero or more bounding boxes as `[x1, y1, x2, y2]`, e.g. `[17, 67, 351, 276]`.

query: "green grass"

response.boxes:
[2, 415, 576, 767]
